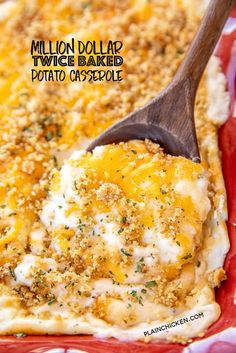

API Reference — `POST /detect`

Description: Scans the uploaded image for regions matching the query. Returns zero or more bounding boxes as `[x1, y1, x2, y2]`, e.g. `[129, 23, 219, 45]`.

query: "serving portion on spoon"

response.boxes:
[88, 0, 235, 162]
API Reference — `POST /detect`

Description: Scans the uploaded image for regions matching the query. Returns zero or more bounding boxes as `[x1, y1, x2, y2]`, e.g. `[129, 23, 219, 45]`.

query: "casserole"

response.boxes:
[0, 0, 236, 352]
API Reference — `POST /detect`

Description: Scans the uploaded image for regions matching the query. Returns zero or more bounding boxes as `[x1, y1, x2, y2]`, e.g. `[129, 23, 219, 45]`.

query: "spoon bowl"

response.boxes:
[88, 79, 200, 161]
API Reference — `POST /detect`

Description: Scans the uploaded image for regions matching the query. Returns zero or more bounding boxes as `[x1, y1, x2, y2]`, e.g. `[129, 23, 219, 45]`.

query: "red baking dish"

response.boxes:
[1, 10, 236, 353]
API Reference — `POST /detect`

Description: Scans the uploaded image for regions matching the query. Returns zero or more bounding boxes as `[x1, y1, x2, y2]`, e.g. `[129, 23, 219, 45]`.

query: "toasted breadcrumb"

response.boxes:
[207, 268, 227, 288]
[96, 183, 122, 203]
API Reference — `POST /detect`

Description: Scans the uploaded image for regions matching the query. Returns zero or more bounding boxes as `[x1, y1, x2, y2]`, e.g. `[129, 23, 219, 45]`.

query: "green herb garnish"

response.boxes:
[160, 187, 167, 195]
[9, 267, 16, 280]
[121, 217, 127, 224]
[56, 127, 62, 137]
[181, 253, 192, 260]
[130, 290, 143, 305]
[45, 131, 53, 141]
[135, 257, 145, 273]
[52, 155, 58, 167]
[48, 298, 56, 305]
[145, 280, 157, 288]
[120, 248, 132, 257]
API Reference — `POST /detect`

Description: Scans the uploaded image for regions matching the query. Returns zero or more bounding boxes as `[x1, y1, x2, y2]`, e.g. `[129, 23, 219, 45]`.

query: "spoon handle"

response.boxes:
[174, 0, 235, 88]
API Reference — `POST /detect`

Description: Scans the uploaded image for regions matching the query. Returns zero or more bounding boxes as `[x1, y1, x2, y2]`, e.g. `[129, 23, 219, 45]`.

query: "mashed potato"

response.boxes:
[0, 140, 228, 343]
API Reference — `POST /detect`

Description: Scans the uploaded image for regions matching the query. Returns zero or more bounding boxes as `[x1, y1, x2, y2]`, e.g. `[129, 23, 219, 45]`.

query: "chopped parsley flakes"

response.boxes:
[135, 257, 145, 273]
[120, 248, 132, 257]
[145, 280, 157, 288]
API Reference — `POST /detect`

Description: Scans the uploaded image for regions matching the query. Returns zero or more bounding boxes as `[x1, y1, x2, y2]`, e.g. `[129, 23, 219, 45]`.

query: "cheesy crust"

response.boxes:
[0, 0, 230, 343]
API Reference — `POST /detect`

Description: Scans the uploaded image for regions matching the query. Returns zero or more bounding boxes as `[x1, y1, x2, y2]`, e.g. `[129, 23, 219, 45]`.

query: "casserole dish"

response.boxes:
[0, 4, 235, 353]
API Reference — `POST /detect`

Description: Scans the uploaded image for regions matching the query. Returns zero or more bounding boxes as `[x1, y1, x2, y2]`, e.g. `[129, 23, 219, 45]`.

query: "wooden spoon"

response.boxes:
[87, 0, 235, 162]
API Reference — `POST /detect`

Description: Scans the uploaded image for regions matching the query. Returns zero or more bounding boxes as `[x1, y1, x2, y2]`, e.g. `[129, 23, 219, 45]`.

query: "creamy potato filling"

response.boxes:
[2, 140, 223, 341]
[0, 140, 227, 343]
[40, 140, 213, 311]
